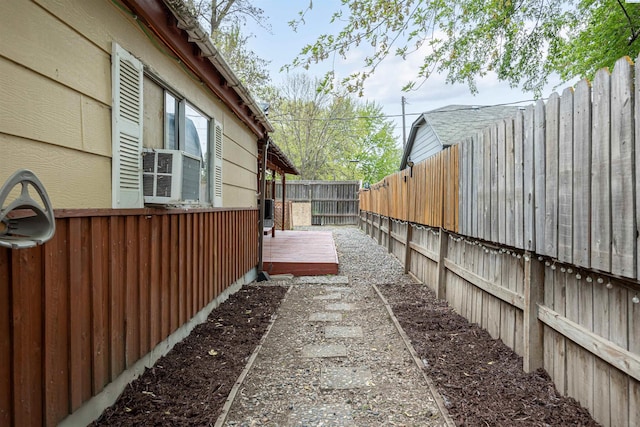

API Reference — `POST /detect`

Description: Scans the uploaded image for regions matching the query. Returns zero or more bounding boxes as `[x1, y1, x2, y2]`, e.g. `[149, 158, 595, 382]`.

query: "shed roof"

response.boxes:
[400, 104, 523, 169]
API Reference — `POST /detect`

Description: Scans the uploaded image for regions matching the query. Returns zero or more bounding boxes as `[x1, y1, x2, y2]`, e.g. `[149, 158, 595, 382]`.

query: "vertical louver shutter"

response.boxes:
[112, 43, 143, 208]
[212, 120, 224, 206]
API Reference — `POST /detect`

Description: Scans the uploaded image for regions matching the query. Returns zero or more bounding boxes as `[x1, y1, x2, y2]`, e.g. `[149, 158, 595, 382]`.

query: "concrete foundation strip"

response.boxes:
[213, 284, 294, 427]
[372, 284, 456, 427]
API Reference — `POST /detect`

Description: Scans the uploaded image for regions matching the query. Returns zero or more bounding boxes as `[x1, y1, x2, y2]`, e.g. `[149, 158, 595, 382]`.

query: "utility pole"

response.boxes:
[401, 96, 407, 149]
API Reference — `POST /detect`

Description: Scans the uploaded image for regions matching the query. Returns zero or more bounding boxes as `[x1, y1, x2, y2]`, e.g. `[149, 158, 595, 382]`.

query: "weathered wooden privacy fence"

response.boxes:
[275, 180, 360, 225]
[360, 56, 640, 427]
[0, 208, 258, 427]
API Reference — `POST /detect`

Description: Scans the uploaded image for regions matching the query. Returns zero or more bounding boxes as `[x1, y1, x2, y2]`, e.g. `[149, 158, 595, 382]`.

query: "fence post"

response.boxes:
[377, 215, 383, 244]
[387, 217, 393, 253]
[404, 223, 412, 274]
[523, 252, 544, 372]
[436, 228, 449, 299]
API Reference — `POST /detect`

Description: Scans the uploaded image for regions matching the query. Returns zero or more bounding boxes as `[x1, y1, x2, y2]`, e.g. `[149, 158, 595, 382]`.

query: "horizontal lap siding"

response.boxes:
[0, 208, 258, 426]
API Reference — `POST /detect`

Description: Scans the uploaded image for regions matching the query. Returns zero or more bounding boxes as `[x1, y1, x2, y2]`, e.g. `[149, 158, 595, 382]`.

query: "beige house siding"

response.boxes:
[0, 0, 259, 209]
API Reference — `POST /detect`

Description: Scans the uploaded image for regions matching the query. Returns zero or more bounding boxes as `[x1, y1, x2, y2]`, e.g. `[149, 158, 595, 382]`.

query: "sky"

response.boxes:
[242, 0, 575, 143]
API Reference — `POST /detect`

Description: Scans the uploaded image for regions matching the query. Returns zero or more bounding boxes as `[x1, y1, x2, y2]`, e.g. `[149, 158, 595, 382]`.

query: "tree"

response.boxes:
[185, 0, 267, 33]
[213, 22, 273, 99]
[269, 74, 399, 181]
[289, 1, 640, 96]
[183, 1, 272, 98]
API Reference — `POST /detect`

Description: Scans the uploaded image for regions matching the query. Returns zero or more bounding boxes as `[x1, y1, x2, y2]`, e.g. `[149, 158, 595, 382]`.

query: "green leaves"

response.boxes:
[288, 0, 640, 97]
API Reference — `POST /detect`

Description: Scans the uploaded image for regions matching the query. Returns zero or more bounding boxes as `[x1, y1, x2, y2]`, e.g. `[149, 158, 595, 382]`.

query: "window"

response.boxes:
[112, 43, 223, 208]
[162, 92, 223, 205]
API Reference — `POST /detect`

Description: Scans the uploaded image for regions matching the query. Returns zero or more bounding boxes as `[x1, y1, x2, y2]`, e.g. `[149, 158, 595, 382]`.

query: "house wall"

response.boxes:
[408, 122, 443, 164]
[0, 0, 259, 209]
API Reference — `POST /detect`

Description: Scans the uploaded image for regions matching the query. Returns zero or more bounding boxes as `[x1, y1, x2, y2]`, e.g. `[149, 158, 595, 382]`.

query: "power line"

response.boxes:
[267, 97, 542, 123]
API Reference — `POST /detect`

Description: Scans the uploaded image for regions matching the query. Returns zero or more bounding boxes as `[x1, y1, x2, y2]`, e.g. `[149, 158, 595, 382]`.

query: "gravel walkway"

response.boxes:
[219, 227, 451, 426]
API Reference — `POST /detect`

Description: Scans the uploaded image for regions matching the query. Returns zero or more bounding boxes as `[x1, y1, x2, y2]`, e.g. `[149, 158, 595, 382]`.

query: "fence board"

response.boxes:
[591, 68, 611, 273]
[0, 248, 10, 426]
[138, 216, 151, 355]
[91, 217, 109, 394]
[109, 216, 125, 382]
[514, 111, 525, 248]
[610, 57, 636, 278]
[558, 87, 575, 264]
[470, 135, 478, 238]
[573, 79, 592, 268]
[44, 221, 69, 426]
[477, 131, 486, 239]
[498, 121, 506, 244]
[490, 125, 499, 242]
[505, 119, 515, 247]
[592, 279, 610, 425]
[162, 215, 172, 338]
[637, 56, 640, 284]
[534, 100, 546, 254]
[523, 105, 535, 251]
[544, 94, 559, 258]
[125, 216, 140, 368]
[12, 248, 43, 427]
[483, 127, 492, 239]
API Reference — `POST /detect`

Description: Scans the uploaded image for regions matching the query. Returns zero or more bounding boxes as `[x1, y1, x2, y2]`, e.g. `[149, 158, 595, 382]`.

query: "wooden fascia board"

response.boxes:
[122, 0, 267, 138]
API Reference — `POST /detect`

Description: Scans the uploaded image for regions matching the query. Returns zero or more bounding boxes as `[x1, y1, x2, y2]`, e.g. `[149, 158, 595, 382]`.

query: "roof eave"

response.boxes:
[121, 0, 273, 138]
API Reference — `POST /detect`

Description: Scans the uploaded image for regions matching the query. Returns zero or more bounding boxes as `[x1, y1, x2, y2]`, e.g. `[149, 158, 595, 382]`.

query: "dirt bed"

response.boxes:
[92, 285, 287, 426]
[378, 282, 599, 427]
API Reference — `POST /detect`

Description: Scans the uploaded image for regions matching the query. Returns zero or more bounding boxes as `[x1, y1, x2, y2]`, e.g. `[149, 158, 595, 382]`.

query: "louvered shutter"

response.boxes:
[212, 120, 224, 206]
[111, 43, 144, 208]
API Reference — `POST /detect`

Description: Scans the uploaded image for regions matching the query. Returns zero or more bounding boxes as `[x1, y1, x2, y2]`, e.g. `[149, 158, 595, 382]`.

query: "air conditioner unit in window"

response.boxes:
[142, 149, 201, 205]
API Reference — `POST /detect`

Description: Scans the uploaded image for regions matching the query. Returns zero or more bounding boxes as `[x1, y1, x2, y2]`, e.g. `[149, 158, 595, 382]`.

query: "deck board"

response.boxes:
[263, 231, 339, 276]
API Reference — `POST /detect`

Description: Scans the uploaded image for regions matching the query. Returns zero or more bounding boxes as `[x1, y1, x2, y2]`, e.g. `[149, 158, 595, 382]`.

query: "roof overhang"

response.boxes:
[260, 139, 300, 176]
[400, 113, 428, 169]
[120, 0, 273, 139]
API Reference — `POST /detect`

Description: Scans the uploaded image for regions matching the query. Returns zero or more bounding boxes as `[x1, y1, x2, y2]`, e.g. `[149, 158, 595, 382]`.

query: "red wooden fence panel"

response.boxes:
[0, 208, 259, 426]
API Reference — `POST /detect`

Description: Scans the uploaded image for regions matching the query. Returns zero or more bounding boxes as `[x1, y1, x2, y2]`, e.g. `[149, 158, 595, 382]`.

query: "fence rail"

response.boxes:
[358, 54, 640, 427]
[0, 208, 258, 427]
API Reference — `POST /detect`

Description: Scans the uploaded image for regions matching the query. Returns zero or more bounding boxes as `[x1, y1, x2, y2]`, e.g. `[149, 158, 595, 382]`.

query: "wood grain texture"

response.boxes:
[523, 105, 536, 251]
[610, 57, 636, 278]
[0, 248, 10, 426]
[544, 94, 560, 258]
[558, 88, 574, 264]
[590, 69, 611, 273]
[534, 100, 546, 255]
[505, 120, 515, 247]
[12, 247, 43, 426]
[513, 112, 525, 249]
[43, 222, 69, 426]
[1, 204, 259, 426]
[573, 79, 592, 268]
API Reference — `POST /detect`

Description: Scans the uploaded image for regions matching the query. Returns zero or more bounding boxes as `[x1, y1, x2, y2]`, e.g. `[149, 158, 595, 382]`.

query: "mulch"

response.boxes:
[92, 285, 287, 427]
[92, 280, 599, 426]
[378, 282, 600, 427]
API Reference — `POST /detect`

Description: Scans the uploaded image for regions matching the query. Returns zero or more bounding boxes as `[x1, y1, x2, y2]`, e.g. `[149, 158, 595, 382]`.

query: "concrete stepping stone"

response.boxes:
[287, 403, 353, 426]
[301, 343, 347, 358]
[313, 292, 342, 300]
[325, 302, 355, 311]
[325, 325, 363, 339]
[324, 286, 352, 293]
[294, 275, 349, 285]
[320, 366, 373, 390]
[309, 312, 342, 322]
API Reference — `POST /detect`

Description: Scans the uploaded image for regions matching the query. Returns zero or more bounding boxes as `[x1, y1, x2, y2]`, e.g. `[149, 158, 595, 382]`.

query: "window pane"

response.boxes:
[164, 92, 178, 150]
[185, 103, 210, 203]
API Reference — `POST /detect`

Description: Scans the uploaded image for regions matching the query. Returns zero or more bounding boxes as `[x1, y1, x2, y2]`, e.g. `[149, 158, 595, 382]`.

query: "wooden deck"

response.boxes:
[262, 230, 339, 276]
